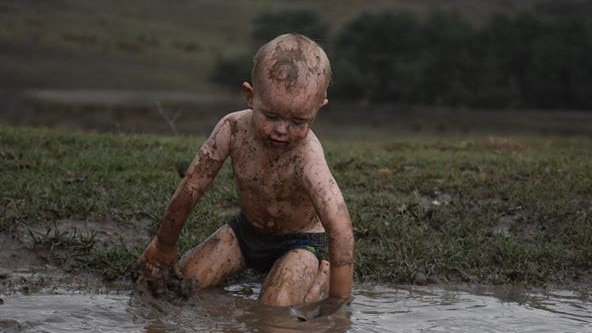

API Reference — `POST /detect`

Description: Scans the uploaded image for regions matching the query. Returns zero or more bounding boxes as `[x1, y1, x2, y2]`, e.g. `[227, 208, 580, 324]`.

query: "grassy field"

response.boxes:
[1, 124, 590, 289]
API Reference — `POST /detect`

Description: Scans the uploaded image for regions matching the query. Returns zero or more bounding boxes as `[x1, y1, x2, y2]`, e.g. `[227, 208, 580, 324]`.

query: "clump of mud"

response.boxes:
[132, 265, 195, 301]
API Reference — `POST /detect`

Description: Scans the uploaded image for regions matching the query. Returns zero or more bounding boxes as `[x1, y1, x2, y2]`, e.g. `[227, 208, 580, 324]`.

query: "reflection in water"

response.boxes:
[131, 283, 353, 333]
[352, 285, 592, 333]
[0, 284, 590, 332]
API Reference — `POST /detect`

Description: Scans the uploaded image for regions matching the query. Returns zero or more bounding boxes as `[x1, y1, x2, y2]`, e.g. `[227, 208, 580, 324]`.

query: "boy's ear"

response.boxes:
[321, 98, 329, 108]
[242, 82, 254, 108]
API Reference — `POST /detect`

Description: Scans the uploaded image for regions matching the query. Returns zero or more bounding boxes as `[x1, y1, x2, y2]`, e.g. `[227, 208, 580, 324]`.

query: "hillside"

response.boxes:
[0, 0, 541, 93]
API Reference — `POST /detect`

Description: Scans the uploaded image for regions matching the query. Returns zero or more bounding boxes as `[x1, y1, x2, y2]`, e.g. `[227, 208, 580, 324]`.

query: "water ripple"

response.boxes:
[0, 285, 590, 332]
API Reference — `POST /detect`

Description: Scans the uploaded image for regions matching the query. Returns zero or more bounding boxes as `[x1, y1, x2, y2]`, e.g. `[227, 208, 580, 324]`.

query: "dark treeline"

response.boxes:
[210, 1, 592, 111]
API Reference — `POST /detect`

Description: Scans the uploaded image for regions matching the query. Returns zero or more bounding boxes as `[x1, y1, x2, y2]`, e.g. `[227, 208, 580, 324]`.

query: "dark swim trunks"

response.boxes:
[228, 213, 327, 273]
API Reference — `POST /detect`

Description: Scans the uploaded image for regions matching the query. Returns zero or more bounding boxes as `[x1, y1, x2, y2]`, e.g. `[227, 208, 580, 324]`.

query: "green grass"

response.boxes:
[1, 124, 591, 287]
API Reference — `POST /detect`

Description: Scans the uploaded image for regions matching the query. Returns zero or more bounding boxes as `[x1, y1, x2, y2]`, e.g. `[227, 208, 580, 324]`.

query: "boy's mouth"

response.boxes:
[269, 138, 289, 146]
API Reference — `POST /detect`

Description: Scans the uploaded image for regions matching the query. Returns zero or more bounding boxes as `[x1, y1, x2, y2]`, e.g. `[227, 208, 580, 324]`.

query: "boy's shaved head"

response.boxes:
[251, 34, 331, 100]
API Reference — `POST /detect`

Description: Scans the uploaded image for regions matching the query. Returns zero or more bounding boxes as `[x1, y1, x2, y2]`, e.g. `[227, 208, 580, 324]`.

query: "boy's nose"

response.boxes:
[273, 120, 289, 134]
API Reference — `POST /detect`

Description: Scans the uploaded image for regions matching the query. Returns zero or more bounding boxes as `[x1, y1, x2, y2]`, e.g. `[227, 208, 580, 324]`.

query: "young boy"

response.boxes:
[136, 33, 354, 307]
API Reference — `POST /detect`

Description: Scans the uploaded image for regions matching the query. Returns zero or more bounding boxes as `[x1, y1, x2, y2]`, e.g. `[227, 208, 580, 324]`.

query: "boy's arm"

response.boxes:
[304, 157, 355, 299]
[139, 116, 233, 267]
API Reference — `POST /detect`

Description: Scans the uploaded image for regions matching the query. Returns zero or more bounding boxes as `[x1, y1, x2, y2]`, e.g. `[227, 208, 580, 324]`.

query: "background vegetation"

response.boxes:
[211, 1, 592, 110]
[3, 0, 591, 111]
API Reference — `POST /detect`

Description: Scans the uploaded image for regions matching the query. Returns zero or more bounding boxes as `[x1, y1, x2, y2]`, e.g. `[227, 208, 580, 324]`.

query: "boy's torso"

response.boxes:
[226, 110, 324, 234]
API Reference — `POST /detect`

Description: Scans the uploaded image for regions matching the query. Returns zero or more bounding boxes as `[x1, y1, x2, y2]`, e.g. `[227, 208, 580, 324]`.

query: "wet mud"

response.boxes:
[0, 217, 251, 302]
[132, 264, 196, 301]
[0, 219, 152, 296]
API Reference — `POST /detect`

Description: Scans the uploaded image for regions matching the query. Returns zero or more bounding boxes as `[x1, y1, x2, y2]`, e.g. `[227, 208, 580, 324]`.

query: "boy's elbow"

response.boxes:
[341, 219, 355, 250]
[338, 226, 354, 247]
[344, 232, 355, 256]
[328, 228, 355, 257]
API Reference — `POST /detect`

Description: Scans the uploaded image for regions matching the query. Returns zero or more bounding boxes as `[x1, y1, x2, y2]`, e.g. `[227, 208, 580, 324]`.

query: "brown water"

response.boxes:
[1, 284, 591, 332]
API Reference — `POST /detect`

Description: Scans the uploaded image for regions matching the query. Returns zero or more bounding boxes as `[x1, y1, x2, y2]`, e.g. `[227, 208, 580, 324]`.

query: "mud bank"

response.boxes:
[0, 219, 152, 296]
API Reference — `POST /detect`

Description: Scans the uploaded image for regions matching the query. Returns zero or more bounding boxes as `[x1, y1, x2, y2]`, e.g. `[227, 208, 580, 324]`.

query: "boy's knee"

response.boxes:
[179, 263, 221, 289]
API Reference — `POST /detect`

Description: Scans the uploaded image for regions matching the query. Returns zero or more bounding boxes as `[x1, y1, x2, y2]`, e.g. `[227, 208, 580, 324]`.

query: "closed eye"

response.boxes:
[264, 112, 279, 121]
[291, 119, 307, 126]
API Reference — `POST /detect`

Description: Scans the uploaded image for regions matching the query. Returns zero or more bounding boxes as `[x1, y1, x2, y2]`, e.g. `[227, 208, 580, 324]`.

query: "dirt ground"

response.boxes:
[0, 219, 152, 297]
[2, 217, 590, 303]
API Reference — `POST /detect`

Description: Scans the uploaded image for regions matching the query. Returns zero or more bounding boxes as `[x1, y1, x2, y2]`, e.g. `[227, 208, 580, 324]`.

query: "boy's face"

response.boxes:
[243, 82, 328, 151]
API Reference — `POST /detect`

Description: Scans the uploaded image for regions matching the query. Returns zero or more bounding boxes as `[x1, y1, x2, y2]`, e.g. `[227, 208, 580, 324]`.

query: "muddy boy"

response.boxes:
[136, 33, 354, 307]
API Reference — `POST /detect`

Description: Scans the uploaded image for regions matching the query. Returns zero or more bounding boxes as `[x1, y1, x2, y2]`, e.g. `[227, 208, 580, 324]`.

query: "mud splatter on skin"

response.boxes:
[267, 48, 306, 91]
[253, 34, 330, 100]
[227, 113, 320, 233]
[177, 149, 221, 211]
[176, 225, 246, 289]
[260, 250, 318, 306]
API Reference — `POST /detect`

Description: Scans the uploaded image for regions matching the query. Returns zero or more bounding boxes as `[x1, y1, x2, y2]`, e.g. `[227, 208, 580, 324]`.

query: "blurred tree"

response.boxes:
[332, 12, 425, 103]
[527, 16, 592, 109]
[475, 13, 545, 108]
[530, 1, 592, 109]
[420, 10, 475, 106]
[212, 3, 592, 110]
[208, 55, 252, 92]
[534, 0, 592, 19]
[209, 9, 329, 91]
[250, 9, 329, 50]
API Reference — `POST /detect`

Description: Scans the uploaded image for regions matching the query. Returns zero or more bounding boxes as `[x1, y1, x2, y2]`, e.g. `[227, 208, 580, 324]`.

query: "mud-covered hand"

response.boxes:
[135, 237, 180, 278]
[290, 296, 354, 321]
[134, 237, 194, 298]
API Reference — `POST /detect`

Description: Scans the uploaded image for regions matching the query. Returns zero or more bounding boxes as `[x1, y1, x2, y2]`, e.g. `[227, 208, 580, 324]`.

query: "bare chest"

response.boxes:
[232, 151, 303, 200]
[227, 128, 320, 231]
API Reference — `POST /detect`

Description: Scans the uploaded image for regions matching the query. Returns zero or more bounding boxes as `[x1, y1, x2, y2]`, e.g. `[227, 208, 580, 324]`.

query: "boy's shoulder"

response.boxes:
[206, 109, 248, 136]
[296, 131, 328, 165]
[301, 130, 323, 153]
[222, 109, 251, 123]
[216, 109, 252, 135]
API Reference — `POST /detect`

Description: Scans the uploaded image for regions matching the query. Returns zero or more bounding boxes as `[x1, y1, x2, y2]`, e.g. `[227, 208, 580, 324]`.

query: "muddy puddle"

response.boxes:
[1, 283, 590, 332]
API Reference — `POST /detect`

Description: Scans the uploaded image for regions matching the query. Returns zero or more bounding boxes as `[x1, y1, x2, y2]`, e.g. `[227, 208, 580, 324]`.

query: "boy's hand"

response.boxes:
[134, 238, 194, 298]
[290, 295, 354, 321]
[135, 237, 179, 278]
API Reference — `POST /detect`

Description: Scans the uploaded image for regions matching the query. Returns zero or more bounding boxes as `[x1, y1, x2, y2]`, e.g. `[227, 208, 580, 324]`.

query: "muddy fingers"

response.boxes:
[134, 262, 193, 300]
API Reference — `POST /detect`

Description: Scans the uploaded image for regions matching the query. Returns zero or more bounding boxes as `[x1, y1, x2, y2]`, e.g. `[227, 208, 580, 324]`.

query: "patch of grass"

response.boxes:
[0, 125, 194, 226]
[85, 244, 143, 282]
[28, 225, 97, 253]
[326, 136, 592, 286]
[27, 224, 97, 269]
[1, 124, 591, 287]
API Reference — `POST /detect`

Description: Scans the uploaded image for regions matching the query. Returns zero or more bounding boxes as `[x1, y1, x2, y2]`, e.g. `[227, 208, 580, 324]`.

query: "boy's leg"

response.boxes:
[178, 224, 245, 288]
[259, 249, 329, 306]
[304, 259, 330, 303]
